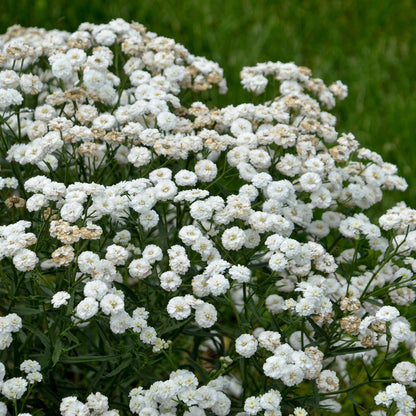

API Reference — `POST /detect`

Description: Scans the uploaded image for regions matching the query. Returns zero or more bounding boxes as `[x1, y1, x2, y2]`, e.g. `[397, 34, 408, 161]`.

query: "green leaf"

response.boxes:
[60, 355, 118, 364]
[13, 305, 43, 316]
[52, 338, 63, 366]
[104, 358, 132, 378]
[24, 324, 50, 348]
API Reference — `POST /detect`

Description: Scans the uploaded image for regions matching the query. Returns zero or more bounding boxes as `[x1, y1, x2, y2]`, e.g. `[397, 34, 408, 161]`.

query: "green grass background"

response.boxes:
[1, 0, 415, 211]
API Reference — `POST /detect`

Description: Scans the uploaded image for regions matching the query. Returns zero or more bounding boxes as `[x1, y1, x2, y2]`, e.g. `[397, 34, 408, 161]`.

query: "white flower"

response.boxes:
[1, 377, 28, 399]
[268, 251, 287, 272]
[105, 244, 129, 266]
[194, 159, 217, 182]
[229, 265, 251, 283]
[110, 311, 132, 334]
[221, 227, 246, 251]
[211, 391, 231, 416]
[235, 334, 258, 358]
[50, 54, 73, 80]
[167, 297, 192, 320]
[13, 249, 38, 272]
[160, 271, 182, 291]
[60, 202, 84, 223]
[26, 194, 48, 212]
[317, 370, 339, 392]
[87, 392, 109, 413]
[128, 147, 152, 167]
[142, 245, 163, 264]
[75, 297, 99, 320]
[140, 326, 157, 345]
[51, 291, 71, 308]
[157, 111, 177, 131]
[129, 258, 152, 279]
[194, 303, 217, 328]
[263, 356, 286, 379]
[299, 172, 322, 192]
[280, 364, 304, 386]
[259, 389, 282, 411]
[195, 386, 217, 409]
[174, 170, 198, 187]
[392, 361, 416, 385]
[375, 306, 400, 322]
[385, 383, 407, 401]
[27, 371, 43, 384]
[244, 396, 261, 415]
[20, 360, 41, 374]
[154, 180, 177, 201]
[390, 320, 411, 342]
[207, 274, 230, 296]
[95, 29, 117, 46]
[100, 294, 124, 315]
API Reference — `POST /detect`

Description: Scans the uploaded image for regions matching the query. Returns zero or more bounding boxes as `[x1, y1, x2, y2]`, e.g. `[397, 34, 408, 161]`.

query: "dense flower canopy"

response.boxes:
[0, 18, 415, 416]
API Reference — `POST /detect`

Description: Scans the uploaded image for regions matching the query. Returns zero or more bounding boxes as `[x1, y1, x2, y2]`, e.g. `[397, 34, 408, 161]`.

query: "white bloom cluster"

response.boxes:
[262, 341, 324, 387]
[0, 221, 38, 270]
[1, 17, 415, 416]
[60, 392, 119, 416]
[0, 313, 22, 350]
[129, 370, 232, 416]
[0, 358, 42, 414]
[374, 383, 415, 414]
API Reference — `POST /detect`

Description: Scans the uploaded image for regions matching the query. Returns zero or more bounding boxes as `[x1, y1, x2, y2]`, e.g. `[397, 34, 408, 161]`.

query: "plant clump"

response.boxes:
[0, 18, 415, 416]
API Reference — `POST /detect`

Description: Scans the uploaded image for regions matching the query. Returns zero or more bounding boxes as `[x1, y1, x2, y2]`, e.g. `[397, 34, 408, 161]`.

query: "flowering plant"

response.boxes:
[0, 18, 415, 416]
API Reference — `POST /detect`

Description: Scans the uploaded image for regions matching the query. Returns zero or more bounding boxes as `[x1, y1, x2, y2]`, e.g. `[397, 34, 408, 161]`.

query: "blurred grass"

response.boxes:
[0, 0, 415, 211]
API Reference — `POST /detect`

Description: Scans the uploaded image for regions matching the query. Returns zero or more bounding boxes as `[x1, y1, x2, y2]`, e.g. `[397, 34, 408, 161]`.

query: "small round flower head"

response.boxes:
[87, 392, 109, 413]
[84, 280, 109, 301]
[142, 245, 163, 264]
[207, 274, 230, 296]
[27, 371, 43, 384]
[75, 297, 99, 320]
[100, 293, 124, 315]
[292, 407, 308, 416]
[385, 383, 408, 401]
[51, 291, 71, 308]
[260, 389, 282, 411]
[13, 249, 39, 272]
[194, 159, 217, 182]
[60, 202, 84, 223]
[375, 306, 400, 323]
[167, 296, 192, 320]
[160, 271, 182, 291]
[175, 170, 198, 187]
[244, 396, 261, 415]
[194, 302, 217, 328]
[317, 370, 339, 392]
[235, 334, 258, 358]
[105, 244, 129, 265]
[390, 320, 412, 342]
[140, 326, 158, 345]
[229, 265, 251, 283]
[268, 251, 287, 272]
[1, 377, 28, 399]
[113, 230, 131, 245]
[3, 313, 22, 333]
[281, 364, 304, 386]
[392, 361, 416, 385]
[129, 258, 152, 279]
[221, 226, 246, 251]
[20, 360, 41, 374]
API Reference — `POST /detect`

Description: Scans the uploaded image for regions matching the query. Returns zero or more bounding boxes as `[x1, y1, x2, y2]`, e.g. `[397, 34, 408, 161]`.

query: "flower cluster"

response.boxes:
[0, 18, 415, 416]
[0, 359, 42, 415]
